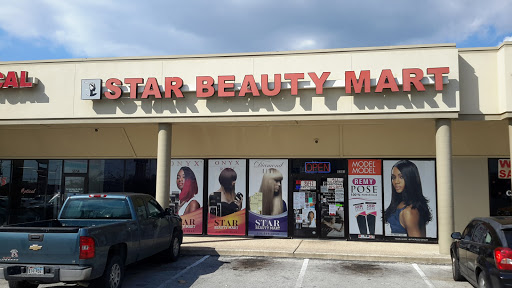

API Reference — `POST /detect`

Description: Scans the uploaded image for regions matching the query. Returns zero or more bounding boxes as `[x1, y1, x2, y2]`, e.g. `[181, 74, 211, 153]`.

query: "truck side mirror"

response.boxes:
[165, 208, 175, 215]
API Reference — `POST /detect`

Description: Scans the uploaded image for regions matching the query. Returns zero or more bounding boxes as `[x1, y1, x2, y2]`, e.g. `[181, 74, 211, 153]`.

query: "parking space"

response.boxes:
[0, 256, 473, 288]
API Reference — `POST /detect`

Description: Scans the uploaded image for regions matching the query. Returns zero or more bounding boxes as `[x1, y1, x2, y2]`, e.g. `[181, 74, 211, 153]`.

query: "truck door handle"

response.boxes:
[29, 234, 44, 242]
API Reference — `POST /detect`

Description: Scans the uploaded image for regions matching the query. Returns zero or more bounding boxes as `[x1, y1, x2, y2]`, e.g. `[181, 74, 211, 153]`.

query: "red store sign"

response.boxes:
[86, 67, 450, 100]
[0, 71, 37, 88]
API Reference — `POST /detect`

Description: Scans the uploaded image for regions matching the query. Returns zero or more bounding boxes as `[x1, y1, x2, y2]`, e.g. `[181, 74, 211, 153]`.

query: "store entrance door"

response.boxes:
[290, 159, 347, 239]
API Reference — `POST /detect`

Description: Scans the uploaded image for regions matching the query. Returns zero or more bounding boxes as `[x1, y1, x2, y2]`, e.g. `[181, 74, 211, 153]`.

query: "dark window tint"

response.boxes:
[471, 223, 490, 244]
[0, 160, 11, 225]
[503, 230, 512, 247]
[125, 160, 157, 197]
[488, 159, 512, 216]
[60, 198, 131, 219]
[462, 222, 476, 241]
[89, 160, 125, 193]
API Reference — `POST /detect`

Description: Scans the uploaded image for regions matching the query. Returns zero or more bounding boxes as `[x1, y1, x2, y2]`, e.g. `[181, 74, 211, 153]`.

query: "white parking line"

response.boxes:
[157, 255, 210, 288]
[295, 258, 309, 288]
[412, 263, 435, 288]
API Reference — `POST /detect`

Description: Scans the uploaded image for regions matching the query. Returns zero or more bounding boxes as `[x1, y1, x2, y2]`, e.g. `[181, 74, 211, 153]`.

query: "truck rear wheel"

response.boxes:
[90, 254, 124, 288]
[8, 281, 38, 288]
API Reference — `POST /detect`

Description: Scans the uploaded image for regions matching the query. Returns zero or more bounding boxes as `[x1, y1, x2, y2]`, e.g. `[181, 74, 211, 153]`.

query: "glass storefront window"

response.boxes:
[47, 160, 63, 218]
[64, 160, 88, 174]
[489, 158, 512, 216]
[0, 160, 11, 225]
[125, 159, 157, 197]
[9, 160, 50, 224]
[0, 158, 158, 225]
[89, 160, 125, 194]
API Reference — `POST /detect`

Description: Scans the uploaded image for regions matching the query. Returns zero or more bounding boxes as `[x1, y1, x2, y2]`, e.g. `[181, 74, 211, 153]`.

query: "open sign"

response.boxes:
[305, 162, 331, 173]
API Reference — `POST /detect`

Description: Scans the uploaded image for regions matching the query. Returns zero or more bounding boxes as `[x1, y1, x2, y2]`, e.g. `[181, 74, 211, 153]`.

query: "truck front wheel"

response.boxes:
[8, 281, 38, 288]
[90, 255, 124, 288]
[167, 232, 181, 262]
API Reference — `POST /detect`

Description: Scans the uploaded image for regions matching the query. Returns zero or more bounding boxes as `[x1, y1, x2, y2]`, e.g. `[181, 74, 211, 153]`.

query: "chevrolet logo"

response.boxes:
[29, 245, 42, 251]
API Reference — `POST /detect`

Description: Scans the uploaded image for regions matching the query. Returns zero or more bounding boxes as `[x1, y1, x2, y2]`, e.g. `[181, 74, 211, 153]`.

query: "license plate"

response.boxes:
[26, 266, 44, 275]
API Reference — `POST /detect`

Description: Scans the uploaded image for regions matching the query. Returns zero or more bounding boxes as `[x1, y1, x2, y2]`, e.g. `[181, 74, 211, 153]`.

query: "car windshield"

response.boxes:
[60, 198, 132, 219]
[503, 229, 512, 247]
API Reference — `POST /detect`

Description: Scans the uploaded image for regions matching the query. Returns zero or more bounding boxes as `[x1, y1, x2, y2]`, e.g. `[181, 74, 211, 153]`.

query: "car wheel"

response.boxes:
[478, 271, 489, 288]
[451, 254, 464, 281]
[90, 254, 124, 288]
[169, 233, 181, 262]
[8, 281, 39, 288]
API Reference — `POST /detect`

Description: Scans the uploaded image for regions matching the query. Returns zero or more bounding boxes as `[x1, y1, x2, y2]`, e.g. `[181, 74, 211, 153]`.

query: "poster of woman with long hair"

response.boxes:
[207, 159, 246, 236]
[170, 159, 204, 234]
[383, 159, 437, 240]
[248, 159, 288, 237]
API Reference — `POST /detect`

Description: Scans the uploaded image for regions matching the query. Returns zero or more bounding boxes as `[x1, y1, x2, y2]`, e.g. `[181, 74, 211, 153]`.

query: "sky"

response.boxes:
[1, 0, 512, 62]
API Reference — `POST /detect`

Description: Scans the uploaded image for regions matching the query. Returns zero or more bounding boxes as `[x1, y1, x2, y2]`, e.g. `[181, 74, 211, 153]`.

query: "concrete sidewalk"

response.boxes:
[181, 236, 451, 265]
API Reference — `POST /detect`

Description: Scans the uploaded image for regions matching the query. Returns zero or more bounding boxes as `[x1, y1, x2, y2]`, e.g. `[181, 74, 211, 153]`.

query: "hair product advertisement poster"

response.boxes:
[383, 159, 437, 240]
[207, 159, 247, 235]
[170, 159, 204, 235]
[348, 159, 383, 239]
[248, 159, 288, 237]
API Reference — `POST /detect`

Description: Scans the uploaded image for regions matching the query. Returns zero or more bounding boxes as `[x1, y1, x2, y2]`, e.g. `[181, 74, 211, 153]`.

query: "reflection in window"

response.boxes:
[0, 160, 11, 225]
[89, 160, 125, 194]
[9, 160, 50, 224]
[125, 159, 157, 197]
[64, 160, 88, 174]
[47, 160, 63, 219]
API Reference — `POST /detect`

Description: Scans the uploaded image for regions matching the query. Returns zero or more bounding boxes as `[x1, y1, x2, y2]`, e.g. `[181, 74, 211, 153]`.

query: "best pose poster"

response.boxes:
[207, 159, 246, 236]
[383, 159, 437, 240]
[170, 159, 204, 234]
[248, 159, 288, 237]
[348, 159, 383, 239]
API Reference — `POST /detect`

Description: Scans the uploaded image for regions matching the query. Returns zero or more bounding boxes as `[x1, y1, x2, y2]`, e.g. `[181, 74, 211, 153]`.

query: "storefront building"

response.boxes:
[1, 43, 511, 255]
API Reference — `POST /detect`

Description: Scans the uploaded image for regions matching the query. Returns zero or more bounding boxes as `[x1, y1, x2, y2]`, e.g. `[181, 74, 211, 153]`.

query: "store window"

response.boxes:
[0, 158, 157, 225]
[125, 159, 157, 197]
[0, 160, 11, 225]
[89, 160, 124, 193]
[8, 160, 51, 224]
[488, 158, 512, 216]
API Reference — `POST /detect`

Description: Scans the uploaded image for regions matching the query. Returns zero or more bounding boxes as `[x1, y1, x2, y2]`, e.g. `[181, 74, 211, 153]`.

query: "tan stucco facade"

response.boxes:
[1, 42, 512, 254]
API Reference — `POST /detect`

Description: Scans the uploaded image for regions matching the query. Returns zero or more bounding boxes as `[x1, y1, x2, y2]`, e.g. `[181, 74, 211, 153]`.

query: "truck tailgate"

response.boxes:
[0, 229, 80, 265]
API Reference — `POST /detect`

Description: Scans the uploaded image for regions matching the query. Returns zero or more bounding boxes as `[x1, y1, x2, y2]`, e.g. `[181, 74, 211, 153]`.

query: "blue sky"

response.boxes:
[1, 0, 511, 62]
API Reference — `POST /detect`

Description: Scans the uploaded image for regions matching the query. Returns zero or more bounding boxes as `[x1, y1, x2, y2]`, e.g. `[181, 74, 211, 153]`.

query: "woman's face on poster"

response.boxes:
[273, 179, 281, 193]
[177, 169, 185, 190]
[391, 167, 405, 193]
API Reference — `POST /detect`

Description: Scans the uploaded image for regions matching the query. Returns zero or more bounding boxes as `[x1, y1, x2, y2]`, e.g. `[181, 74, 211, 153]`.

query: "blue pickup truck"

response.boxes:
[0, 193, 183, 288]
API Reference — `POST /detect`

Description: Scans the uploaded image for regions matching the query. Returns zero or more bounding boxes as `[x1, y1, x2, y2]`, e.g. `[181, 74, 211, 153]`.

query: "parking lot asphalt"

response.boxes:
[181, 236, 451, 264]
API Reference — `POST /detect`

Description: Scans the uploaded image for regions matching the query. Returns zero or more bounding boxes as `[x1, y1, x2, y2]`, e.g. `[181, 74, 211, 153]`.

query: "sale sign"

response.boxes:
[499, 159, 511, 179]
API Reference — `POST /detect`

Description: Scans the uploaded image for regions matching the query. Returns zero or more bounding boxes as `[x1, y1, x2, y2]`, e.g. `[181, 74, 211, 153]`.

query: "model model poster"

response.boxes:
[207, 159, 246, 235]
[170, 159, 204, 234]
[248, 159, 288, 237]
[383, 159, 437, 240]
[348, 159, 382, 239]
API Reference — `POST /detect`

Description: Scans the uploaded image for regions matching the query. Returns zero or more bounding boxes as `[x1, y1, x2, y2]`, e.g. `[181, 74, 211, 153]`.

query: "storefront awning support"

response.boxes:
[156, 123, 172, 209]
[436, 119, 454, 255]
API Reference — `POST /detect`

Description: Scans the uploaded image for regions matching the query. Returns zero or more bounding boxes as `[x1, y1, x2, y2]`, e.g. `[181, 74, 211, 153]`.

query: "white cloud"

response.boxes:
[0, 0, 511, 60]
